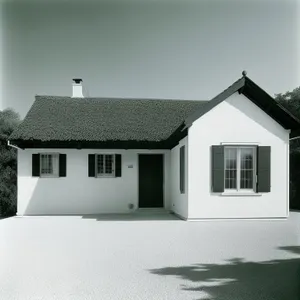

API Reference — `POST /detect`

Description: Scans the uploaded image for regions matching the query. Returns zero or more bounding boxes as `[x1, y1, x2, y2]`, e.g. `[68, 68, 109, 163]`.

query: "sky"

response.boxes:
[0, 0, 299, 118]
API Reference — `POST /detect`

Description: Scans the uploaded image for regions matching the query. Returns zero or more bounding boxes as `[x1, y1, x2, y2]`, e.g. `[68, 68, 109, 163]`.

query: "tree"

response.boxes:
[0, 108, 20, 216]
[275, 87, 300, 119]
[275, 87, 300, 151]
[275, 87, 300, 210]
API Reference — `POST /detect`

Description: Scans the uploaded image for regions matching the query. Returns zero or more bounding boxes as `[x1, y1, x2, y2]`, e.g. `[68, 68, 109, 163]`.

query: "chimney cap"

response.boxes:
[73, 78, 83, 84]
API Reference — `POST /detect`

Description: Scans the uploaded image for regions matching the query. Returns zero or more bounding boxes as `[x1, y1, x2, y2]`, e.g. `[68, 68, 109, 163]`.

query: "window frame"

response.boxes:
[224, 146, 257, 193]
[95, 154, 116, 178]
[40, 153, 59, 178]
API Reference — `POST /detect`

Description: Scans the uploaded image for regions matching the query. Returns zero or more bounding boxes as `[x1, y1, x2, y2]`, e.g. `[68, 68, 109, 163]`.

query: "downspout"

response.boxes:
[7, 140, 22, 150]
[289, 136, 300, 141]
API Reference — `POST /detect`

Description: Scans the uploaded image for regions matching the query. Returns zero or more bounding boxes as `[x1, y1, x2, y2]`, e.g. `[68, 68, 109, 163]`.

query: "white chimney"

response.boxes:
[72, 78, 84, 98]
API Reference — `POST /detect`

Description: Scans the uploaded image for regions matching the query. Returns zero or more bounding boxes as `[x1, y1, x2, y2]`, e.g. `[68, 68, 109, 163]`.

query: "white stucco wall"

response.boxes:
[170, 136, 188, 219]
[17, 149, 171, 215]
[188, 92, 290, 219]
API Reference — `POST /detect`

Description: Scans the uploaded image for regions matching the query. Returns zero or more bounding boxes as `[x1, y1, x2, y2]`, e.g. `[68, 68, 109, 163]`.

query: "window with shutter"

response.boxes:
[40, 153, 59, 178]
[96, 154, 115, 177]
[212, 145, 271, 194]
[89, 154, 122, 178]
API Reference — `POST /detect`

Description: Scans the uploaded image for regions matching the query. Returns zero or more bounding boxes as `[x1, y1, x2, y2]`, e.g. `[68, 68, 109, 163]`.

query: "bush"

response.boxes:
[0, 109, 20, 217]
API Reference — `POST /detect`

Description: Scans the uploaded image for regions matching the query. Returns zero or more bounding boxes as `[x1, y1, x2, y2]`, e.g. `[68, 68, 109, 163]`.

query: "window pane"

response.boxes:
[97, 155, 104, 174]
[240, 170, 254, 189]
[240, 148, 253, 169]
[52, 155, 58, 176]
[225, 148, 237, 189]
[43, 155, 47, 173]
[105, 155, 113, 174]
[225, 148, 237, 169]
[41, 156, 44, 172]
[41, 154, 53, 175]
[240, 148, 254, 189]
[48, 155, 53, 173]
[225, 170, 237, 189]
[97, 155, 114, 175]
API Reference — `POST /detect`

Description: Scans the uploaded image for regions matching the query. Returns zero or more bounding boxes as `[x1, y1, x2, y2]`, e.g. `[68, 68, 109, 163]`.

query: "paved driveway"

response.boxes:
[1, 212, 300, 300]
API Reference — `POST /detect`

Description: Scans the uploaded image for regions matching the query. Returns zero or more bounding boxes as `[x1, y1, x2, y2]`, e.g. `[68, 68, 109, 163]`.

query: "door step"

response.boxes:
[136, 208, 169, 215]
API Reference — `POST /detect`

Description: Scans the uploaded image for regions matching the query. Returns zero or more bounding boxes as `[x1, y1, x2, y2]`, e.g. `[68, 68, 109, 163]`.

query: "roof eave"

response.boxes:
[183, 75, 300, 131]
[9, 137, 186, 150]
[242, 77, 300, 130]
[183, 77, 245, 129]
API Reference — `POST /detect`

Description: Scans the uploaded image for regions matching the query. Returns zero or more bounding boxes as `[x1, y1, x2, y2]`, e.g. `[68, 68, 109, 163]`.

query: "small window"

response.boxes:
[180, 146, 185, 194]
[96, 154, 115, 177]
[40, 153, 59, 177]
[224, 146, 256, 192]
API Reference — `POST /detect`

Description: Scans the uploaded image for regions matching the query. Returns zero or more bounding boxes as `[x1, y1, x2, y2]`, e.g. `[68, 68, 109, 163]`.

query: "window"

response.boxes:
[224, 147, 256, 192]
[211, 145, 270, 194]
[180, 146, 185, 193]
[96, 154, 115, 177]
[88, 154, 122, 178]
[40, 153, 59, 177]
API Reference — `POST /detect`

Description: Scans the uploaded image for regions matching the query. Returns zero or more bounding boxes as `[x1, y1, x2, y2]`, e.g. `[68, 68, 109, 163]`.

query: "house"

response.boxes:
[8, 72, 300, 220]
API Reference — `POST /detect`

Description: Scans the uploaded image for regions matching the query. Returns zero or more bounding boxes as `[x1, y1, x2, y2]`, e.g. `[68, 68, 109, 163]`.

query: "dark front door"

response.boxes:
[138, 154, 164, 208]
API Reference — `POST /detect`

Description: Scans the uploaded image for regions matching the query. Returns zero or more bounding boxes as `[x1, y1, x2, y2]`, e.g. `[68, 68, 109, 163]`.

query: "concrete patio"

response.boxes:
[0, 211, 299, 300]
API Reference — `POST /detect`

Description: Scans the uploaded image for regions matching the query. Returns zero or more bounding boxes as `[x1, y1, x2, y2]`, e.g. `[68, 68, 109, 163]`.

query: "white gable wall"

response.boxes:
[17, 149, 171, 215]
[170, 136, 188, 219]
[188, 92, 290, 219]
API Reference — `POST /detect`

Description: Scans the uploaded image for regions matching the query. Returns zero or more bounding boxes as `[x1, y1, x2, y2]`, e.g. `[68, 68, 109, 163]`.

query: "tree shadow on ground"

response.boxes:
[149, 246, 300, 300]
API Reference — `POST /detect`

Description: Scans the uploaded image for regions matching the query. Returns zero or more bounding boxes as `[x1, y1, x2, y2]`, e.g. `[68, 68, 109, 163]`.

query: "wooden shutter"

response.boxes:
[59, 154, 67, 177]
[211, 145, 225, 192]
[32, 154, 40, 177]
[180, 146, 185, 193]
[88, 154, 96, 177]
[257, 146, 271, 193]
[115, 154, 122, 177]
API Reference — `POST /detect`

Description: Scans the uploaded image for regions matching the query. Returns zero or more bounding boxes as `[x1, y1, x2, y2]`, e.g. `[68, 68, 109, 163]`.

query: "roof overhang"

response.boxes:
[9, 140, 172, 150]
[183, 76, 300, 134]
[8, 124, 188, 150]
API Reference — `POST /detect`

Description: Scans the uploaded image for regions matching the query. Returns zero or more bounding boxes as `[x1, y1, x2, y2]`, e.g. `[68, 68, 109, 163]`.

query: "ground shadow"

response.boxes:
[81, 211, 181, 222]
[149, 246, 300, 300]
[278, 246, 300, 255]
